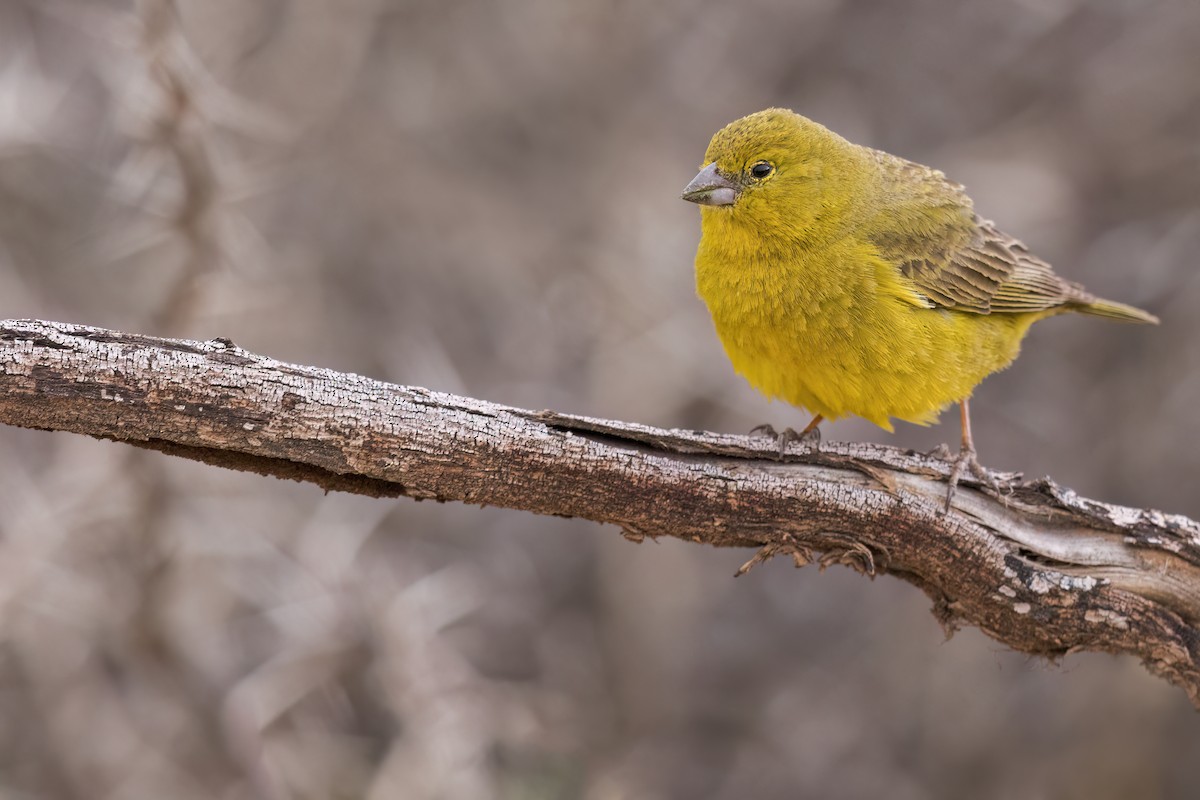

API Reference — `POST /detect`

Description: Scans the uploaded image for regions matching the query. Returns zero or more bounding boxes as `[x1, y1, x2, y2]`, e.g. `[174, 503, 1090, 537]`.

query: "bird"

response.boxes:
[681, 108, 1158, 508]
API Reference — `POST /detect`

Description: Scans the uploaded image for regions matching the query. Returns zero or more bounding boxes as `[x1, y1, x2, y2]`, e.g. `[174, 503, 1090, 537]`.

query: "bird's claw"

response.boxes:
[751, 423, 821, 459]
[925, 443, 953, 460]
[942, 445, 1007, 513]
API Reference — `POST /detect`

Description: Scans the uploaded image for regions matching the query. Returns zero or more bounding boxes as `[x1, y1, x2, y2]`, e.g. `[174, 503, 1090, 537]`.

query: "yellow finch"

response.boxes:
[682, 108, 1157, 503]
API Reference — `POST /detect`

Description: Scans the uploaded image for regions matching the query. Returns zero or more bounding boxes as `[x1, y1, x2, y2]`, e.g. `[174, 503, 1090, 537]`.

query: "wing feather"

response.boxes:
[858, 150, 1157, 322]
[876, 215, 1091, 315]
[862, 150, 1096, 315]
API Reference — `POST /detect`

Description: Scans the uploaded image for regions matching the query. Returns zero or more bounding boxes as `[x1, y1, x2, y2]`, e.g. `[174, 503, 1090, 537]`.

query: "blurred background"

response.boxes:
[0, 0, 1197, 797]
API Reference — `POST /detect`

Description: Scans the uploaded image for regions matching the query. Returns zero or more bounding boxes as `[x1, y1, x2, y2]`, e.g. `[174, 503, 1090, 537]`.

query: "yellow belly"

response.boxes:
[696, 239, 1039, 431]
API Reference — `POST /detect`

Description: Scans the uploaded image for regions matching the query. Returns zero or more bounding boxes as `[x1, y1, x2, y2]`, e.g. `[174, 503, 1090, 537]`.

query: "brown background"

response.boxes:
[0, 1, 1197, 797]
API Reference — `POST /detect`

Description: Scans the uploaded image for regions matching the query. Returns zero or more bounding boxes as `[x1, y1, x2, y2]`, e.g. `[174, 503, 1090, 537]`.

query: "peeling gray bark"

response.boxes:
[2, 318, 1199, 707]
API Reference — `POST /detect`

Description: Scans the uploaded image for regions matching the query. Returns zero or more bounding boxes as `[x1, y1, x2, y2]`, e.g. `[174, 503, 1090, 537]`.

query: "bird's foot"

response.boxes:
[750, 423, 821, 459]
[943, 445, 1006, 513]
[924, 443, 953, 460]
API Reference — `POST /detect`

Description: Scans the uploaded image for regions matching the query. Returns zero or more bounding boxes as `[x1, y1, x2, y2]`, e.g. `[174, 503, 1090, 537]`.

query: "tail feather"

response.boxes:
[1075, 297, 1159, 324]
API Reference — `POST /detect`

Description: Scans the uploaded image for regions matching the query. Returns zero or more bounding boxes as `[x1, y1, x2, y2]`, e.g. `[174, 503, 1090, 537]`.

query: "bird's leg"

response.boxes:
[797, 414, 823, 447]
[944, 399, 1000, 512]
[751, 415, 823, 459]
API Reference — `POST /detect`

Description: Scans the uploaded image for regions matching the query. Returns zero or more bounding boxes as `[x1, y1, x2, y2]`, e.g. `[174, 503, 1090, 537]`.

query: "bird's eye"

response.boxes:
[749, 161, 774, 179]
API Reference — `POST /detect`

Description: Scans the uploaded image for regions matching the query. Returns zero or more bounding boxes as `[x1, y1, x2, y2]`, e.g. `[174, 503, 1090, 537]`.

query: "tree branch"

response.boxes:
[2, 318, 1198, 706]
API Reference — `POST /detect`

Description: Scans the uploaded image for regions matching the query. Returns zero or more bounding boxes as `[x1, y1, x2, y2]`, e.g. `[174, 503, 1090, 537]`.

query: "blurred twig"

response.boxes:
[2, 318, 1199, 709]
[136, 0, 221, 334]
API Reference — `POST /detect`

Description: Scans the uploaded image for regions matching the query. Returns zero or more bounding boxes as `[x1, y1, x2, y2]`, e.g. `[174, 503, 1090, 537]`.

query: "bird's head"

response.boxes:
[682, 108, 865, 243]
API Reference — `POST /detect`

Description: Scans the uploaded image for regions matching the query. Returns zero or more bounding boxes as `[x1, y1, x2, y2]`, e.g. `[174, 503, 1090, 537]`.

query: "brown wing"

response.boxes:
[862, 149, 1094, 315]
[878, 216, 1094, 316]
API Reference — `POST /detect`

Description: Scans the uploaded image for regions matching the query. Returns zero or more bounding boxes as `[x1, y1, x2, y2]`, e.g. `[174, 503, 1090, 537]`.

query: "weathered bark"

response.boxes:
[2, 318, 1198, 706]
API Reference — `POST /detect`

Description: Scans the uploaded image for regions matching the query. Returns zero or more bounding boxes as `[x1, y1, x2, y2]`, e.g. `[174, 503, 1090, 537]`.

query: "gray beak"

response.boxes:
[682, 162, 739, 206]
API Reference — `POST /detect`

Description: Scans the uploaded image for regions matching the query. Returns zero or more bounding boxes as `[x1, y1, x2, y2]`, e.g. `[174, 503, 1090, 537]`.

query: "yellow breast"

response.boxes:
[695, 229, 1036, 431]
